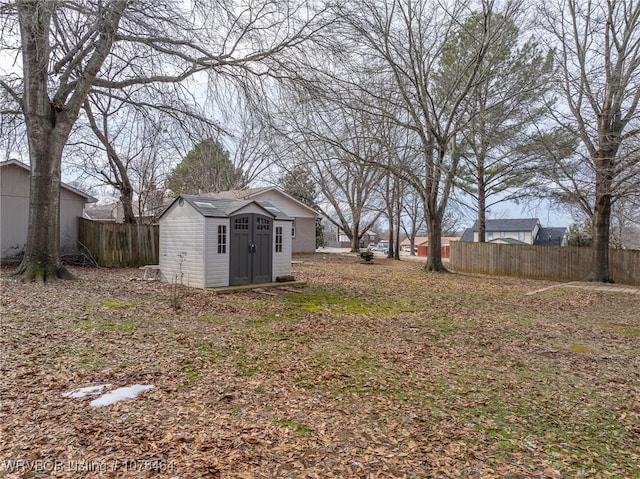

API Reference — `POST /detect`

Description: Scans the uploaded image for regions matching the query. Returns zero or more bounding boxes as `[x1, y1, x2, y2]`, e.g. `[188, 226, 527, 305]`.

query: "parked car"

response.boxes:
[370, 242, 389, 253]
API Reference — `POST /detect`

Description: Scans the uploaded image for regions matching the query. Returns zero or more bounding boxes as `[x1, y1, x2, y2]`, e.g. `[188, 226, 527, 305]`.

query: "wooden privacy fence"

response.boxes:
[78, 218, 159, 267]
[417, 245, 451, 259]
[450, 241, 640, 286]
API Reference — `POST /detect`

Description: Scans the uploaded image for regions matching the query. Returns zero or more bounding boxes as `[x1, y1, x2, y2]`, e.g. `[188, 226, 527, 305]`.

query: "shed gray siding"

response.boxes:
[0, 165, 29, 257]
[204, 217, 230, 288]
[273, 219, 293, 279]
[159, 201, 206, 288]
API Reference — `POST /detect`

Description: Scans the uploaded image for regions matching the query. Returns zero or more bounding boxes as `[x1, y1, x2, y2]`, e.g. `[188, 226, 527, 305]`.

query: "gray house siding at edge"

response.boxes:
[1, 159, 97, 261]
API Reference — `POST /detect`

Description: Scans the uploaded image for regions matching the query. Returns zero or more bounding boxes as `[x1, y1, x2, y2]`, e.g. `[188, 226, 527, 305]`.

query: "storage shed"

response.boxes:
[158, 195, 294, 288]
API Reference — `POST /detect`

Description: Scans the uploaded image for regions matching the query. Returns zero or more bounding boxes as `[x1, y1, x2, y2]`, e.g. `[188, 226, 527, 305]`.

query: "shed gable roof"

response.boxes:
[159, 194, 293, 221]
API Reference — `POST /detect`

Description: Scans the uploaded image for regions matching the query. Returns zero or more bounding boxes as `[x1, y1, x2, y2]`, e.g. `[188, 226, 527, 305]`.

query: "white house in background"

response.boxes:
[0, 159, 97, 262]
[460, 218, 568, 246]
[158, 195, 294, 288]
[205, 187, 319, 253]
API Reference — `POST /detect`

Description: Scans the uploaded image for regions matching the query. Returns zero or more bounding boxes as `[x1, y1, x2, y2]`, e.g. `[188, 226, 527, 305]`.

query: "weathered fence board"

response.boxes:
[78, 218, 159, 267]
[450, 242, 640, 286]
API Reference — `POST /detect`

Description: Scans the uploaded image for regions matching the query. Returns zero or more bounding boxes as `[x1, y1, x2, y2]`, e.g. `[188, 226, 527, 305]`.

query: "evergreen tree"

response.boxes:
[167, 139, 245, 195]
[278, 165, 319, 209]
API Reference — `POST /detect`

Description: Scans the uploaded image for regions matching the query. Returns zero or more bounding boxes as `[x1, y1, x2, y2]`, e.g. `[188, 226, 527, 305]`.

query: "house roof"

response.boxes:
[401, 236, 460, 246]
[1, 159, 98, 203]
[204, 187, 270, 199]
[460, 218, 540, 241]
[206, 187, 319, 217]
[159, 194, 293, 221]
[489, 237, 528, 245]
[84, 203, 122, 221]
[535, 227, 568, 246]
[401, 236, 428, 246]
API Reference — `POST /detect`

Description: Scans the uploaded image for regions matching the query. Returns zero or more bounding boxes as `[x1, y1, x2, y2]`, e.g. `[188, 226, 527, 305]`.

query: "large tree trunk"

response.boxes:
[477, 160, 486, 243]
[589, 152, 615, 282]
[14, 3, 74, 281]
[120, 183, 137, 224]
[15, 1, 125, 281]
[424, 214, 447, 272]
[14, 129, 75, 281]
[350, 224, 360, 252]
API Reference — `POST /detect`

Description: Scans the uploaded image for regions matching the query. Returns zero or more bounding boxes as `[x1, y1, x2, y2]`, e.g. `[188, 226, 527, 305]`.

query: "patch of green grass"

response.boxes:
[474, 423, 515, 439]
[71, 346, 108, 371]
[100, 320, 135, 332]
[570, 343, 594, 353]
[284, 291, 375, 315]
[611, 324, 640, 336]
[181, 369, 200, 388]
[77, 318, 136, 332]
[273, 418, 312, 435]
[235, 355, 262, 376]
[78, 357, 106, 370]
[102, 299, 136, 308]
[112, 362, 131, 372]
[282, 290, 424, 320]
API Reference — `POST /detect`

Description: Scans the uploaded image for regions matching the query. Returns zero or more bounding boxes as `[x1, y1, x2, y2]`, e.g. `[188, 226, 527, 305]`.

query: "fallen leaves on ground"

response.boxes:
[1, 254, 639, 478]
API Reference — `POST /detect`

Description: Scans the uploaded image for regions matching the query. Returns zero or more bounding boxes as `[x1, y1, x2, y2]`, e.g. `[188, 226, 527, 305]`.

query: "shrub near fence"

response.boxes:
[78, 218, 159, 267]
[450, 241, 640, 286]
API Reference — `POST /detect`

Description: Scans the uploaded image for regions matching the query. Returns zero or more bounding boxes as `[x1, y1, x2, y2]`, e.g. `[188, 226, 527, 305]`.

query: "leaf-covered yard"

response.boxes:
[1, 254, 639, 478]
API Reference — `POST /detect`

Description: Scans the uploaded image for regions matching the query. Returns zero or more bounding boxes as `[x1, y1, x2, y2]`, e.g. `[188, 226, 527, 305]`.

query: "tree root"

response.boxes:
[13, 258, 76, 282]
[423, 261, 450, 273]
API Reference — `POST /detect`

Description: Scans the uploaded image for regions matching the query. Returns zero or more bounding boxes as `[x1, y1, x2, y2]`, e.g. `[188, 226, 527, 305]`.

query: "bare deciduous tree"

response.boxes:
[332, 0, 526, 271]
[0, 0, 327, 281]
[67, 97, 178, 223]
[274, 95, 387, 252]
[538, 0, 640, 282]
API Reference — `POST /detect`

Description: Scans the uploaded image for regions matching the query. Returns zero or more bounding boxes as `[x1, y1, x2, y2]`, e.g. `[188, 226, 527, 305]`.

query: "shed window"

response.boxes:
[235, 217, 249, 230]
[218, 225, 227, 254]
[275, 227, 283, 253]
[518, 231, 525, 242]
[487, 232, 494, 240]
[257, 217, 270, 231]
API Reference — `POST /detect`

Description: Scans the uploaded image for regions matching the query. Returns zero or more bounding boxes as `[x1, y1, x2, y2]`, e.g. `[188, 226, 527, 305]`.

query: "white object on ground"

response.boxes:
[62, 384, 112, 398]
[90, 384, 155, 407]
